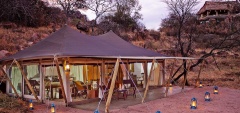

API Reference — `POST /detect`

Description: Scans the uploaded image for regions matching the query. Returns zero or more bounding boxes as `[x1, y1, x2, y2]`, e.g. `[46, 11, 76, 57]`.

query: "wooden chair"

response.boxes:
[73, 81, 87, 99]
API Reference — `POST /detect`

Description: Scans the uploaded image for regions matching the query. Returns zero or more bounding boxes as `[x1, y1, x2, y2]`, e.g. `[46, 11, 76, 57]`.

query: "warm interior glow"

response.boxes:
[199, 84, 202, 87]
[51, 107, 55, 113]
[205, 95, 210, 99]
[169, 83, 172, 87]
[214, 89, 218, 93]
[29, 103, 33, 108]
[65, 64, 70, 70]
[191, 101, 197, 107]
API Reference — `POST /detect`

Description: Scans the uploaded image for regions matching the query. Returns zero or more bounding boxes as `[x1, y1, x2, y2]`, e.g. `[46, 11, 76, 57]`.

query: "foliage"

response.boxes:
[0, 0, 66, 27]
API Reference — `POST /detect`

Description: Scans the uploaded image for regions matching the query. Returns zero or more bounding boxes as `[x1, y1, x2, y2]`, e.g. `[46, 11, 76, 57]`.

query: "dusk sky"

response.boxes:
[80, 0, 208, 30]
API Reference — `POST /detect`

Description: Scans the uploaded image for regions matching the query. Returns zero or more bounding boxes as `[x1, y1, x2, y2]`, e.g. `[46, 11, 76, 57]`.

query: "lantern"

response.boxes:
[213, 86, 218, 94]
[169, 83, 172, 87]
[199, 81, 203, 88]
[94, 109, 99, 113]
[65, 61, 70, 72]
[51, 103, 55, 113]
[29, 99, 34, 110]
[190, 98, 197, 109]
[156, 110, 161, 113]
[205, 92, 211, 101]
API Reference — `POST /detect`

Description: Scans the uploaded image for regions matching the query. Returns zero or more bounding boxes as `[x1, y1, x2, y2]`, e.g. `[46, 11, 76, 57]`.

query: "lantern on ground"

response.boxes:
[199, 81, 203, 88]
[205, 92, 211, 101]
[94, 109, 99, 113]
[190, 97, 197, 109]
[51, 103, 55, 113]
[29, 99, 34, 110]
[156, 110, 161, 113]
[213, 86, 218, 94]
[169, 83, 172, 87]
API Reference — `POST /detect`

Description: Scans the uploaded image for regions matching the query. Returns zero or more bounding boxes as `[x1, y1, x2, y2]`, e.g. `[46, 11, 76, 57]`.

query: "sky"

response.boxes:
[80, 0, 209, 30]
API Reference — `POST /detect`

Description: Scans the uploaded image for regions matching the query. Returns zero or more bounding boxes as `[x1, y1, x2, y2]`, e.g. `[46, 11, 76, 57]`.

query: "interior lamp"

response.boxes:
[190, 97, 197, 109]
[205, 92, 211, 101]
[213, 86, 218, 94]
[29, 99, 34, 110]
[199, 81, 203, 88]
[51, 103, 55, 113]
[65, 61, 70, 72]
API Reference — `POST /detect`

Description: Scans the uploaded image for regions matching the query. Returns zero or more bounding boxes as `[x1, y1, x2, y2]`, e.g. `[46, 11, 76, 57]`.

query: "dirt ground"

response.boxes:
[33, 86, 240, 113]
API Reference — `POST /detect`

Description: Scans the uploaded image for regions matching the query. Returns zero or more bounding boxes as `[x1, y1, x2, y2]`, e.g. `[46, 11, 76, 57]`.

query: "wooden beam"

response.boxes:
[14, 60, 39, 101]
[54, 59, 68, 104]
[165, 59, 176, 97]
[0, 66, 19, 97]
[105, 59, 120, 113]
[142, 59, 155, 103]
[142, 61, 148, 88]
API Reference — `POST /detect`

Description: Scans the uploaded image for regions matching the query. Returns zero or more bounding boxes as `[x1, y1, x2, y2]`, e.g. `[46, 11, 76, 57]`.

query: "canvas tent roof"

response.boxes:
[1, 25, 167, 61]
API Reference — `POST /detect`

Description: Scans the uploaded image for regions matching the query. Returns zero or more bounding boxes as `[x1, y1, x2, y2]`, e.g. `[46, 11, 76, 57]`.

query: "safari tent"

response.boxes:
[0, 25, 171, 110]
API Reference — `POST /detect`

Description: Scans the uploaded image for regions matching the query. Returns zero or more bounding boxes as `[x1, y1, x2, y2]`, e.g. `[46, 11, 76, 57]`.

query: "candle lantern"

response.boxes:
[65, 60, 70, 72]
[156, 110, 161, 113]
[94, 109, 99, 113]
[29, 99, 34, 110]
[190, 97, 197, 109]
[213, 86, 218, 94]
[51, 103, 55, 113]
[169, 83, 172, 87]
[199, 81, 203, 88]
[205, 92, 211, 101]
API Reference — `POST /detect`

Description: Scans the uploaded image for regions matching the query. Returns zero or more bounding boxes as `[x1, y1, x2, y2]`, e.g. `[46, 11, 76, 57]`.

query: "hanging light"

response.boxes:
[213, 86, 218, 94]
[190, 97, 197, 109]
[205, 92, 211, 101]
[199, 81, 203, 88]
[65, 60, 70, 72]
[29, 99, 34, 110]
[51, 103, 55, 113]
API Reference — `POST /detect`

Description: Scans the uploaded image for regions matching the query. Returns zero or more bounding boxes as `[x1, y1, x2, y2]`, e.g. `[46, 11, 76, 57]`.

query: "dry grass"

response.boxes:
[0, 92, 31, 113]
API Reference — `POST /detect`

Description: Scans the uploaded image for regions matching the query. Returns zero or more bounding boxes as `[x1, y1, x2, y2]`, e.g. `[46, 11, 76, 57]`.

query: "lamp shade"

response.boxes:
[190, 98, 197, 109]
[205, 92, 211, 101]
[213, 86, 218, 94]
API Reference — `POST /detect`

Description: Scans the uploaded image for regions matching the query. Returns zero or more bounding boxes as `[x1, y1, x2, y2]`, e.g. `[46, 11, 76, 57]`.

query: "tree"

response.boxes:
[161, 0, 240, 86]
[98, 0, 142, 33]
[51, 0, 86, 23]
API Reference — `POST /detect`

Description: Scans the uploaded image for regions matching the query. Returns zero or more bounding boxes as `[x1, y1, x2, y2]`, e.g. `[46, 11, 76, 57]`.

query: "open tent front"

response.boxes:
[0, 25, 194, 112]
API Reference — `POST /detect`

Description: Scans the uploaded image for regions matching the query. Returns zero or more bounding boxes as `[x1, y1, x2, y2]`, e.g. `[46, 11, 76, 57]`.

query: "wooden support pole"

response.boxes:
[182, 61, 191, 89]
[195, 60, 205, 87]
[0, 66, 19, 97]
[14, 60, 39, 101]
[54, 59, 68, 104]
[105, 59, 120, 113]
[142, 59, 155, 103]
[142, 61, 148, 88]
[165, 59, 176, 97]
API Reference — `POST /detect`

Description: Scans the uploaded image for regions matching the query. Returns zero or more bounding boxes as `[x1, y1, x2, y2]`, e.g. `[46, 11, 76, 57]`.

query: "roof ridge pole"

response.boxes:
[54, 57, 68, 105]
[105, 58, 120, 113]
[142, 59, 155, 103]
[0, 64, 19, 97]
[14, 59, 39, 101]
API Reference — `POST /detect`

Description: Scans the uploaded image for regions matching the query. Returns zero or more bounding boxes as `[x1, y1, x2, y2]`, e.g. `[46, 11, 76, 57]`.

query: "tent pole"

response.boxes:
[54, 58, 68, 105]
[162, 59, 166, 85]
[142, 59, 155, 103]
[0, 66, 19, 97]
[14, 60, 39, 101]
[142, 61, 148, 88]
[165, 59, 176, 97]
[105, 58, 120, 113]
